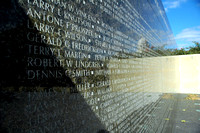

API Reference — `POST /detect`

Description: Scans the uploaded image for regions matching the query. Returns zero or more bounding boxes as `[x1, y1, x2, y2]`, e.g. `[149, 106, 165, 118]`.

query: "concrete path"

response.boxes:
[161, 94, 200, 133]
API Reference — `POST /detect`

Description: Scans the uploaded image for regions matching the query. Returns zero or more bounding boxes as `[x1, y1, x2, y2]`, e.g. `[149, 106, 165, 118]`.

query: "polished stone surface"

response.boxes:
[0, 0, 184, 132]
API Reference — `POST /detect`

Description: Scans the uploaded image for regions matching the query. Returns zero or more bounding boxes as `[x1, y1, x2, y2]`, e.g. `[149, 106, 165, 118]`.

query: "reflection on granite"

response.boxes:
[0, 0, 178, 132]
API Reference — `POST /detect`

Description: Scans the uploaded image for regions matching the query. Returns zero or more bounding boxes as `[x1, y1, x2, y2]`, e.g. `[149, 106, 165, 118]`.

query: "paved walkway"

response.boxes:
[161, 94, 200, 133]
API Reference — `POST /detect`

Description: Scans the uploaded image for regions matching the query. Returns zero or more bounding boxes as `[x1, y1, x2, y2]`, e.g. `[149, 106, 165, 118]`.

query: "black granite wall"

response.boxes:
[0, 0, 176, 132]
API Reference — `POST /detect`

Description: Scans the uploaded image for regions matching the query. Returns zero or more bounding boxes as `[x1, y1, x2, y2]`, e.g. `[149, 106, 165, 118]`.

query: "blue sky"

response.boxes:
[161, 0, 200, 49]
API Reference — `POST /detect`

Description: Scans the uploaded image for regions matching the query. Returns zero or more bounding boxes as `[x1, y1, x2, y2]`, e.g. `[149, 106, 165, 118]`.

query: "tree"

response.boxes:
[169, 41, 200, 55]
[187, 41, 200, 54]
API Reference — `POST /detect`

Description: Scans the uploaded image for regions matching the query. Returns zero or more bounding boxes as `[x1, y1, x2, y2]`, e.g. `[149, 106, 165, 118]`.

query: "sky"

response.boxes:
[161, 0, 200, 49]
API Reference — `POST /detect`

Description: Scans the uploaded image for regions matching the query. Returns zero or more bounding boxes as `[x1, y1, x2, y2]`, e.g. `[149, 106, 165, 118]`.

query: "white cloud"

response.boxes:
[163, 0, 187, 12]
[176, 43, 190, 49]
[175, 26, 200, 42]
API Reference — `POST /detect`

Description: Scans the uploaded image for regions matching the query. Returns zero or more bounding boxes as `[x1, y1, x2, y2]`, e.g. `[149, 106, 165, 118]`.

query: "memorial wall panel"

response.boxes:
[0, 0, 176, 132]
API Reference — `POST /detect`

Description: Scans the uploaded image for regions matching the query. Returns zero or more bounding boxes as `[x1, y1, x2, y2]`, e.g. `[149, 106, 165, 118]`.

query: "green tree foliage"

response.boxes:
[187, 41, 200, 54]
[169, 41, 200, 55]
